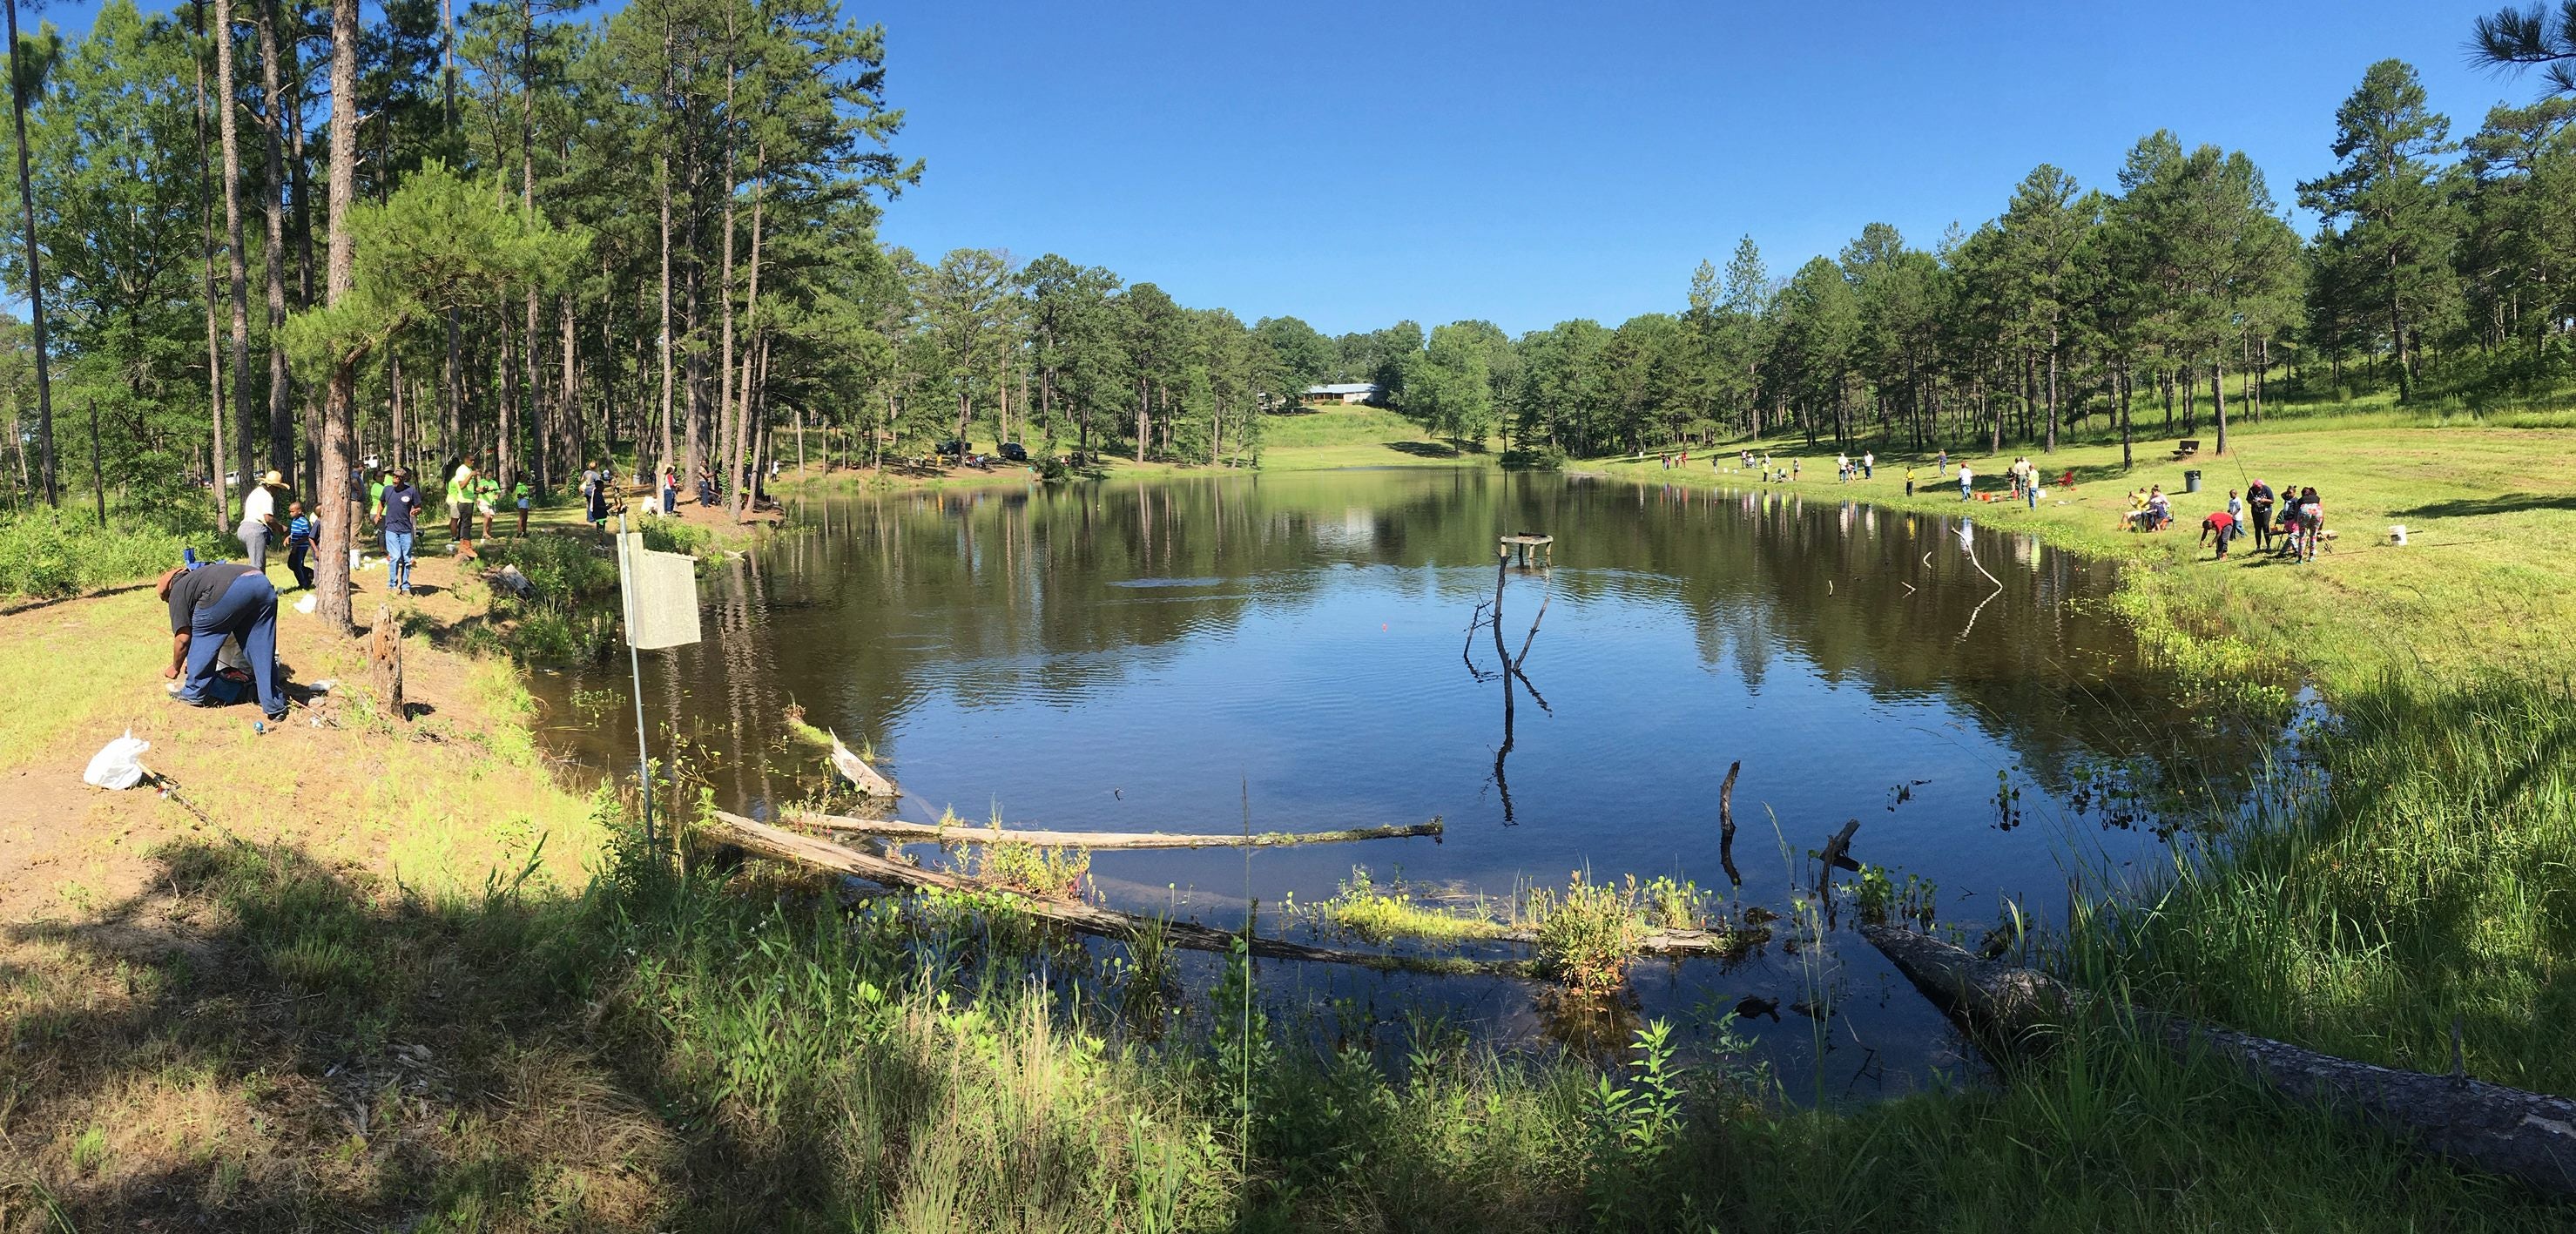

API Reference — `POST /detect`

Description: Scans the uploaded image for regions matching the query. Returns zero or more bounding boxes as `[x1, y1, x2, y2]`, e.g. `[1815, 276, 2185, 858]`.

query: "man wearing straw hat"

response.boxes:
[238, 469, 287, 573]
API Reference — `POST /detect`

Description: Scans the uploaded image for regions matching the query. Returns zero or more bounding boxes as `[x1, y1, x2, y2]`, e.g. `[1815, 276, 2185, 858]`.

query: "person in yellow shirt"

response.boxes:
[447, 455, 478, 543]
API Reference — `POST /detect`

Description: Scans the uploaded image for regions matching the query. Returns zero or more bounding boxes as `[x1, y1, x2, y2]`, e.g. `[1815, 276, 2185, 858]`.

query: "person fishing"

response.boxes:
[2246, 478, 2276, 551]
[158, 558, 287, 723]
[238, 470, 284, 573]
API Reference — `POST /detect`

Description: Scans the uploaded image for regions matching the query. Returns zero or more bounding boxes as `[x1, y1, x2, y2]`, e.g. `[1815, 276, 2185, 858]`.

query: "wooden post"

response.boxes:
[368, 602, 403, 718]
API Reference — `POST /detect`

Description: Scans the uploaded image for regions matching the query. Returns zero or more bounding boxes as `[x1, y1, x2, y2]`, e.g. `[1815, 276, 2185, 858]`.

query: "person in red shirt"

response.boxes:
[2199, 509, 2240, 559]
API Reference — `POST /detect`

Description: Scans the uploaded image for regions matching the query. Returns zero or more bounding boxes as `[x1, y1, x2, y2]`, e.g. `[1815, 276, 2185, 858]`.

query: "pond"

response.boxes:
[529, 467, 2256, 1100]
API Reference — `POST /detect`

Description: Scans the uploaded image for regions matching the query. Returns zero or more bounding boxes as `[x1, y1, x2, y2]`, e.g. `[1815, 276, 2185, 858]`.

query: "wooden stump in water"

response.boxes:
[370, 603, 404, 719]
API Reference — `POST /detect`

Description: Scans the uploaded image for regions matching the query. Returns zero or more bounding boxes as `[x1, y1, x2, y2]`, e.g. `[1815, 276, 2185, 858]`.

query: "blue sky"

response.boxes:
[13, 0, 2544, 334]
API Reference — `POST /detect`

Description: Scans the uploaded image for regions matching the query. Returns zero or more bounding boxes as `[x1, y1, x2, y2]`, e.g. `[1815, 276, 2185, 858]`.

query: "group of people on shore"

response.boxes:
[2176, 480, 2325, 562]
[1689, 443, 2340, 566]
[169, 449, 675, 727]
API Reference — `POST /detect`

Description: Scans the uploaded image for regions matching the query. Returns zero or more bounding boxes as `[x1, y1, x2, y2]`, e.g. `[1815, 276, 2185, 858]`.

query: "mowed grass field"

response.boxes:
[1256, 405, 1500, 470]
[1595, 421, 2576, 695]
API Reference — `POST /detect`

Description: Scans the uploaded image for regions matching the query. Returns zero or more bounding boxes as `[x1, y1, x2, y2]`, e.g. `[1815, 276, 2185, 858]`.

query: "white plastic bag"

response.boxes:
[83, 731, 151, 790]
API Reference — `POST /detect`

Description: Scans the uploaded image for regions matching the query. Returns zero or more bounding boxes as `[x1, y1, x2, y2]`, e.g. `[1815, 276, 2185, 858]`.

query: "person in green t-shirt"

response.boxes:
[474, 474, 502, 540]
[512, 479, 532, 536]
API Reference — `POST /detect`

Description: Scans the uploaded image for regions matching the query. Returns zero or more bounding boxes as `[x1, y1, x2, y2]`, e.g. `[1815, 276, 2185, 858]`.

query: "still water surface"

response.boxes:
[533, 468, 2243, 1098]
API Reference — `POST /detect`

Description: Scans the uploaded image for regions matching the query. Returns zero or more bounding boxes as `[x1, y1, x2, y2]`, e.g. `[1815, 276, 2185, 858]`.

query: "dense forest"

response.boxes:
[7, 1, 2576, 617]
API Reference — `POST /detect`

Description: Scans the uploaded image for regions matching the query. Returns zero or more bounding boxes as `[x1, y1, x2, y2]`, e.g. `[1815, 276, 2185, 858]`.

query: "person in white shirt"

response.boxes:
[238, 470, 282, 571]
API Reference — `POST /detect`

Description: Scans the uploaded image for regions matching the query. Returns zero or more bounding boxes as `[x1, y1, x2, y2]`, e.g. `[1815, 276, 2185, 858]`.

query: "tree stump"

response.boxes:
[369, 603, 404, 719]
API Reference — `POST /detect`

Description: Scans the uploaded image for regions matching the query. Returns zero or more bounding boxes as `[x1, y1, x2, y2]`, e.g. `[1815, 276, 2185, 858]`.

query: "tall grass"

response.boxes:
[0, 506, 219, 601]
[2082, 675, 2576, 1096]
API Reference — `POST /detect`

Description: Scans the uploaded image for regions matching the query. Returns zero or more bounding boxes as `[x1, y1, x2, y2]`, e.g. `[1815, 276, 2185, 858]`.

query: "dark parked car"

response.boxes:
[998, 442, 1028, 462]
[934, 439, 968, 460]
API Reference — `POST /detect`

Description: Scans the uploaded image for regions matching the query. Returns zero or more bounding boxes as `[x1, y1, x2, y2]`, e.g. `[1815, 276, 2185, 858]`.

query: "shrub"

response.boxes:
[1526, 872, 1646, 993]
[0, 507, 216, 601]
[639, 518, 714, 560]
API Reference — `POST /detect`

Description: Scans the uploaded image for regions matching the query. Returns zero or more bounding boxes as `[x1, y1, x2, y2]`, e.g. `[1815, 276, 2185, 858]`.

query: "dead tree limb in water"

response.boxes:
[1717, 760, 1742, 887]
[706, 810, 1525, 977]
[827, 731, 899, 799]
[705, 811, 1751, 971]
[1815, 819, 1861, 898]
[1512, 568, 1552, 671]
[789, 812, 1444, 850]
[1860, 923, 2576, 1197]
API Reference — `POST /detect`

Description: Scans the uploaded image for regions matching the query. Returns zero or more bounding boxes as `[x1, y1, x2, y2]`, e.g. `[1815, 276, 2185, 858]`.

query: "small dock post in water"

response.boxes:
[1499, 532, 1554, 569]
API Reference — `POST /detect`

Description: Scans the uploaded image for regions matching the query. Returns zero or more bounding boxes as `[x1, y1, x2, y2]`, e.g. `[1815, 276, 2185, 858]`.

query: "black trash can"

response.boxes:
[2183, 469, 2202, 494]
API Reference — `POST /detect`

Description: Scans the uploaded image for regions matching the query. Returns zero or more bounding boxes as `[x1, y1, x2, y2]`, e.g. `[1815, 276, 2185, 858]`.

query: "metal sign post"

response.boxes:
[615, 512, 656, 850]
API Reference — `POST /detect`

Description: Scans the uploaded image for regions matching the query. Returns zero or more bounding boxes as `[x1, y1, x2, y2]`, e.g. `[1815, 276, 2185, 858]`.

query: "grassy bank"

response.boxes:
[1588, 420, 2576, 1111]
[1592, 421, 2576, 695]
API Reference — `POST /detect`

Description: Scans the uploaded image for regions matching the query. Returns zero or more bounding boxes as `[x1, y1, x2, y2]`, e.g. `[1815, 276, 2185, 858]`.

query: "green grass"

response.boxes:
[2079, 676, 2576, 1096]
[1257, 406, 1499, 470]
[1596, 419, 2576, 696]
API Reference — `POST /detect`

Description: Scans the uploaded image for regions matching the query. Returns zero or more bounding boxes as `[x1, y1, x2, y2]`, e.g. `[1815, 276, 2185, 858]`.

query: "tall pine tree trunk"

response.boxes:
[2388, 254, 2411, 401]
[215, 0, 254, 488]
[6, 0, 57, 506]
[2211, 360, 2228, 457]
[729, 162, 765, 522]
[657, 151, 675, 476]
[2043, 325, 2059, 454]
[2119, 364, 2133, 471]
[317, 0, 360, 633]
[259, 0, 293, 484]
[193, 5, 230, 531]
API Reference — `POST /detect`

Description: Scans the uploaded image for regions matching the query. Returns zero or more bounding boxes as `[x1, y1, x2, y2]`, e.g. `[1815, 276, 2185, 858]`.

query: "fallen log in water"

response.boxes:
[1859, 922, 2576, 1197]
[1487, 925, 1752, 960]
[827, 732, 900, 799]
[704, 810, 1530, 978]
[786, 811, 1444, 850]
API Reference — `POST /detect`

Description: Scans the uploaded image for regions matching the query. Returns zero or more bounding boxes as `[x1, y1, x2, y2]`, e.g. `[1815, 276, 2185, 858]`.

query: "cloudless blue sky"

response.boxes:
[12, 0, 2545, 334]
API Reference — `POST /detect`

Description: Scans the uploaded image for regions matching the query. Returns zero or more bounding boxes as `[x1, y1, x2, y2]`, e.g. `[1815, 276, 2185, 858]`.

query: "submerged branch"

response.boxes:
[788, 812, 1444, 850]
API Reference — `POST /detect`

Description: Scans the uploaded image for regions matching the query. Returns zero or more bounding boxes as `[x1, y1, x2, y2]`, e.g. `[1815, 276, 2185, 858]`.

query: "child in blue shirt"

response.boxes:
[283, 501, 318, 590]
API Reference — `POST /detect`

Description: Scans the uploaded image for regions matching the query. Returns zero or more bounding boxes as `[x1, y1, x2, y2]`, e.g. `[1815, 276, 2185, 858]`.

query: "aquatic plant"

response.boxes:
[1309, 866, 1504, 945]
[1526, 872, 1646, 993]
[954, 809, 1092, 900]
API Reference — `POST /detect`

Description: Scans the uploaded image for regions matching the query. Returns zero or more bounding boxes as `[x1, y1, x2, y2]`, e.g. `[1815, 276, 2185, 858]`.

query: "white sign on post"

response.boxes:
[617, 532, 702, 651]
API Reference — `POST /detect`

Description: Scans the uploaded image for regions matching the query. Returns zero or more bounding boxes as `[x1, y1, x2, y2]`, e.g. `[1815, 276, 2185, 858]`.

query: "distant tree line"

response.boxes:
[1317, 54, 2576, 465]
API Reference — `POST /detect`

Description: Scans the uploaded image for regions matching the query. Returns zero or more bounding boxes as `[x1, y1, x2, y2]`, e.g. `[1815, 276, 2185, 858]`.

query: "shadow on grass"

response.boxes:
[1386, 441, 1464, 459]
[1, 837, 678, 1230]
[2390, 491, 2576, 519]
